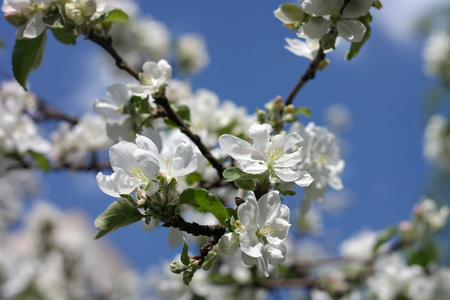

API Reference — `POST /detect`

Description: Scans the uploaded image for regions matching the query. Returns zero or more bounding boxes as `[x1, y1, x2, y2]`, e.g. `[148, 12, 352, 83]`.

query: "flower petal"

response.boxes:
[135, 134, 159, 154]
[265, 243, 287, 265]
[219, 134, 263, 161]
[238, 192, 259, 229]
[337, 19, 366, 42]
[170, 139, 200, 177]
[298, 18, 332, 40]
[301, 0, 344, 16]
[133, 148, 160, 180]
[218, 232, 240, 255]
[249, 124, 272, 154]
[96, 169, 141, 197]
[109, 140, 138, 173]
[342, 0, 373, 18]
[258, 191, 281, 226]
[23, 13, 46, 39]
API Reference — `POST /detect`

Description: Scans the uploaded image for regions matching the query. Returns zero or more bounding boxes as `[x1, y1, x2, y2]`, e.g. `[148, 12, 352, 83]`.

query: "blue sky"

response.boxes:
[0, 1, 443, 272]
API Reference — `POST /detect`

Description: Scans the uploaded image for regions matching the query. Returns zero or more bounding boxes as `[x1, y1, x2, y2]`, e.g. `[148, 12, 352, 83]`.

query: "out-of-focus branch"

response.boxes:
[284, 47, 325, 106]
[35, 97, 79, 125]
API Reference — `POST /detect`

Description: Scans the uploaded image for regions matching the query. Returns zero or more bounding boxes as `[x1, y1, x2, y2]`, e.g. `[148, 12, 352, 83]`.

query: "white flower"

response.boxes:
[96, 134, 160, 198]
[2, 0, 53, 39]
[415, 198, 449, 230]
[423, 30, 450, 76]
[291, 122, 344, 211]
[219, 191, 291, 277]
[423, 114, 450, 169]
[299, 0, 373, 43]
[176, 33, 209, 74]
[128, 59, 172, 96]
[158, 137, 201, 182]
[219, 123, 312, 185]
[339, 230, 378, 261]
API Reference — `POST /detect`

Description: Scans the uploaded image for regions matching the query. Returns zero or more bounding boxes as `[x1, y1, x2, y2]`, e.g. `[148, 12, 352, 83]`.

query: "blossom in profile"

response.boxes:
[219, 191, 291, 277]
[128, 59, 172, 96]
[96, 135, 160, 198]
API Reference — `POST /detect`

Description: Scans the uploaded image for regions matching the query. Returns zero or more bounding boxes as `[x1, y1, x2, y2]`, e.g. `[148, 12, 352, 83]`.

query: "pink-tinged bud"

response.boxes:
[4, 12, 27, 27]
[398, 220, 412, 233]
[413, 204, 423, 216]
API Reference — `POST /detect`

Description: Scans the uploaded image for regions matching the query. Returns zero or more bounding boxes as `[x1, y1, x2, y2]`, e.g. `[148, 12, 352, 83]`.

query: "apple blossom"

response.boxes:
[128, 59, 172, 96]
[298, 0, 373, 43]
[219, 123, 313, 185]
[219, 191, 291, 277]
[96, 134, 160, 198]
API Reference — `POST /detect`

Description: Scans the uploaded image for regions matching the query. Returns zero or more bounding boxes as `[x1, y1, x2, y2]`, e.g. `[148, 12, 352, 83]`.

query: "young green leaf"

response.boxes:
[94, 198, 144, 239]
[50, 28, 77, 45]
[234, 179, 255, 190]
[27, 150, 51, 172]
[179, 188, 227, 225]
[102, 9, 129, 24]
[225, 207, 237, 220]
[223, 167, 263, 182]
[181, 237, 191, 266]
[201, 251, 218, 271]
[372, 227, 397, 254]
[12, 31, 47, 90]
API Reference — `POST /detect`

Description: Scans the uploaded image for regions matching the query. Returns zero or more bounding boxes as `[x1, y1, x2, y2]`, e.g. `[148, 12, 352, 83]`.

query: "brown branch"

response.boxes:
[162, 214, 225, 237]
[284, 47, 325, 106]
[154, 94, 226, 178]
[35, 97, 79, 125]
[86, 30, 139, 81]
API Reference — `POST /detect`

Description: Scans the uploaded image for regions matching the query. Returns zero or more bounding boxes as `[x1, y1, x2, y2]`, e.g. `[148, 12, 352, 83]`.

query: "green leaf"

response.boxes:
[12, 31, 47, 90]
[102, 9, 129, 24]
[183, 268, 195, 285]
[42, 9, 64, 29]
[50, 28, 77, 45]
[345, 13, 372, 60]
[185, 172, 202, 185]
[225, 207, 237, 220]
[372, 227, 397, 254]
[27, 150, 50, 172]
[408, 242, 440, 268]
[94, 198, 144, 239]
[294, 107, 311, 117]
[222, 167, 263, 182]
[234, 179, 255, 190]
[181, 237, 190, 266]
[164, 104, 191, 128]
[273, 187, 296, 196]
[202, 251, 218, 271]
[179, 188, 228, 225]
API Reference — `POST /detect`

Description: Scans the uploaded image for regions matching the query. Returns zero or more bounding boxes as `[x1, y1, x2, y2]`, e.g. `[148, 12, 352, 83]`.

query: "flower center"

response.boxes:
[130, 166, 148, 182]
[256, 222, 275, 238]
[266, 148, 284, 167]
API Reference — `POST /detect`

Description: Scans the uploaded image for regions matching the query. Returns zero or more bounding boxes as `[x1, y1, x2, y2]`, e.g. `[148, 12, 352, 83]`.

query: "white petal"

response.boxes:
[275, 151, 303, 168]
[238, 192, 259, 229]
[23, 14, 45, 39]
[342, 0, 373, 18]
[248, 124, 271, 153]
[96, 169, 141, 197]
[219, 134, 264, 162]
[258, 191, 281, 226]
[283, 132, 303, 151]
[218, 232, 240, 255]
[241, 251, 257, 266]
[133, 148, 160, 179]
[337, 19, 366, 42]
[301, 0, 344, 16]
[106, 83, 130, 106]
[109, 140, 138, 173]
[265, 243, 287, 265]
[295, 171, 314, 187]
[239, 159, 268, 174]
[170, 140, 200, 177]
[273, 167, 302, 182]
[298, 18, 331, 39]
[284, 38, 315, 60]
[266, 218, 290, 245]
[93, 99, 122, 119]
[135, 134, 159, 154]
[239, 228, 262, 259]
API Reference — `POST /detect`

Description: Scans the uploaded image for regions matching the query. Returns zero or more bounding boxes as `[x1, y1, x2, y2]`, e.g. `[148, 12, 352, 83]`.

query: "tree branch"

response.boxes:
[154, 94, 226, 178]
[86, 31, 139, 81]
[284, 48, 325, 106]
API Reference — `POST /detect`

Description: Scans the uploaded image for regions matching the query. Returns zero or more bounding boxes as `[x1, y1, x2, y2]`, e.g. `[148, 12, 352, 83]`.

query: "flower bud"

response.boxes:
[4, 12, 28, 27]
[274, 3, 307, 24]
[318, 58, 329, 70]
[65, 3, 84, 25]
[169, 260, 189, 274]
[80, 0, 97, 17]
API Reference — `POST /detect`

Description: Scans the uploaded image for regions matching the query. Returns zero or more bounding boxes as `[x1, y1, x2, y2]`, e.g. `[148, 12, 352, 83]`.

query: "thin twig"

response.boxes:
[35, 97, 79, 125]
[86, 30, 139, 80]
[284, 47, 325, 106]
